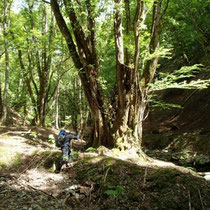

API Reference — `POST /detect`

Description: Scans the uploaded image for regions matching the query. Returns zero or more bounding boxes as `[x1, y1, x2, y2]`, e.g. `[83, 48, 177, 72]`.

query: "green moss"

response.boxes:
[104, 157, 117, 166]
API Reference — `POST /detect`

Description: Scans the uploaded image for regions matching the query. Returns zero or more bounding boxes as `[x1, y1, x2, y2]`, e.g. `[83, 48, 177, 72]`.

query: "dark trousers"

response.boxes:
[61, 146, 72, 164]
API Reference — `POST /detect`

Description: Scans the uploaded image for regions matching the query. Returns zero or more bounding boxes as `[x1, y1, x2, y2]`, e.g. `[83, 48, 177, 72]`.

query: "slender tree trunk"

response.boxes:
[124, 0, 131, 66]
[2, 0, 10, 124]
[38, 4, 48, 126]
[0, 81, 2, 118]
[0, 28, 3, 118]
[55, 85, 59, 129]
[17, 49, 38, 116]
[78, 78, 83, 131]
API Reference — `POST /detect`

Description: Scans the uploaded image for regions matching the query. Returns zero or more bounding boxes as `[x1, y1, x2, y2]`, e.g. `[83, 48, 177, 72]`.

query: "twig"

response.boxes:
[103, 167, 110, 183]
[143, 167, 147, 187]
[142, 167, 147, 201]
[197, 172, 210, 176]
[0, 173, 18, 179]
[89, 183, 94, 203]
[188, 190, 192, 210]
[198, 189, 205, 210]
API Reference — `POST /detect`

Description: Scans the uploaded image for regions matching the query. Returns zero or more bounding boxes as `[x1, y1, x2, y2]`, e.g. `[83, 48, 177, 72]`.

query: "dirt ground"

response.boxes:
[0, 126, 210, 210]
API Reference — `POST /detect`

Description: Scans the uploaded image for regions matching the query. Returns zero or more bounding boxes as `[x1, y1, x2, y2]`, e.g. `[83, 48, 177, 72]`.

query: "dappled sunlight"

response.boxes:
[19, 168, 67, 197]
[0, 128, 209, 209]
[79, 147, 202, 179]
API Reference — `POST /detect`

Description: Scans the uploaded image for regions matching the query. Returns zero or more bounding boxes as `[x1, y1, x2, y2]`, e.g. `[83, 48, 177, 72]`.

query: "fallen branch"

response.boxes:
[34, 150, 53, 170]
[103, 167, 110, 183]
[0, 129, 32, 137]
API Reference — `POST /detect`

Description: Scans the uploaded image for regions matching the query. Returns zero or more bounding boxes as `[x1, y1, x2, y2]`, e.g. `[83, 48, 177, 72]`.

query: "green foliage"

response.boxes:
[150, 98, 182, 110]
[1, 0, 209, 130]
[150, 64, 210, 91]
[146, 47, 172, 61]
[48, 134, 55, 145]
[71, 151, 79, 161]
[86, 147, 97, 153]
[29, 131, 37, 139]
[162, 0, 210, 62]
[104, 185, 125, 203]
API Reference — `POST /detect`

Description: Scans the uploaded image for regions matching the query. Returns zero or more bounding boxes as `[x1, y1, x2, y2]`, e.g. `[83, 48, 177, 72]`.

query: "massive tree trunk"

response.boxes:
[51, 0, 169, 151]
[111, 0, 148, 152]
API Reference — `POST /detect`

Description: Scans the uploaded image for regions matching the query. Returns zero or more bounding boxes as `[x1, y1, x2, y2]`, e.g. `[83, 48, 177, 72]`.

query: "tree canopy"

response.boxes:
[0, 0, 209, 150]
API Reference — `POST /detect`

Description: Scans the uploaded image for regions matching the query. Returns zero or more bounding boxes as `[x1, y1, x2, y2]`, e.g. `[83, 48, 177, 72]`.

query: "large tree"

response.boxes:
[51, 0, 169, 152]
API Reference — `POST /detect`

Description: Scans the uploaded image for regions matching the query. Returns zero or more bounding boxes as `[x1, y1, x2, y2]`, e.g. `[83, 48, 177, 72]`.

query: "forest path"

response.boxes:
[0, 127, 76, 209]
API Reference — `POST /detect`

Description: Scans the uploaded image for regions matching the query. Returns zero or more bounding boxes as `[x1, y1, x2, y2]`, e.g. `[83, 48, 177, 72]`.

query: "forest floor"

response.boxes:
[0, 126, 210, 210]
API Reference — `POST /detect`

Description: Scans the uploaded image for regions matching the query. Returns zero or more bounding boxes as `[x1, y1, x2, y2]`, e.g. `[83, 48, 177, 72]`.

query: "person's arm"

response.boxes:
[66, 132, 80, 140]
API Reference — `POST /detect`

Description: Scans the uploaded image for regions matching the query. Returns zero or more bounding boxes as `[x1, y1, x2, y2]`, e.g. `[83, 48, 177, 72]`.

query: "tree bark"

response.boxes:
[17, 49, 37, 116]
[141, 0, 164, 88]
[124, 0, 131, 66]
[112, 0, 145, 151]
[2, 0, 11, 125]
[38, 4, 49, 127]
[0, 81, 3, 118]
[55, 84, 59, 129]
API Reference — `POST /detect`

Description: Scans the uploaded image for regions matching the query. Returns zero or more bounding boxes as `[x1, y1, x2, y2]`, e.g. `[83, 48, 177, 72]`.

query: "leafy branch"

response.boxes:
[149, 64, 210, 91]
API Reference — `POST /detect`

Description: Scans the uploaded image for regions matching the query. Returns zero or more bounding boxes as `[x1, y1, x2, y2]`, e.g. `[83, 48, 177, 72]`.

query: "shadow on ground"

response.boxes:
[0, 127, 210, 209]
